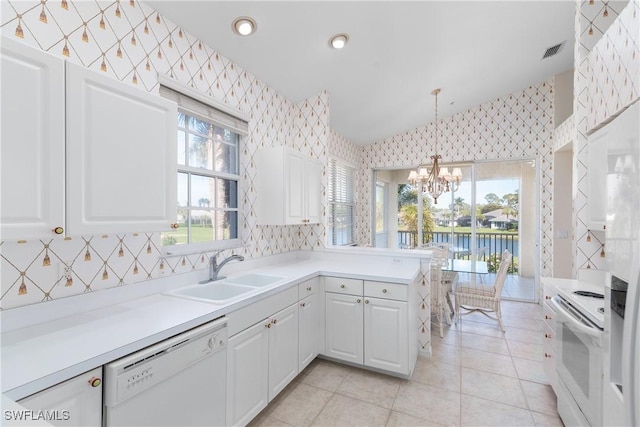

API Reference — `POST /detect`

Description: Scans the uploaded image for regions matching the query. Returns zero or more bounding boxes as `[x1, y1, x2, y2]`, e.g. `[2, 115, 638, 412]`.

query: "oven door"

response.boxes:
[552, 296, 603, 426]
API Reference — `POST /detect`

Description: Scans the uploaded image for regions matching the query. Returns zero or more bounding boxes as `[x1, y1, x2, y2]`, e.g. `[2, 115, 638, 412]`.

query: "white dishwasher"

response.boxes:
[104, 317, 227, 427]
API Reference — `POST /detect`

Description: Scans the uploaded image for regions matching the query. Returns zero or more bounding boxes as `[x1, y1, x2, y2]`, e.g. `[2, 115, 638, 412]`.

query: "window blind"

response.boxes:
[328, 159, 355, 246]
[159, 85, 249, 136]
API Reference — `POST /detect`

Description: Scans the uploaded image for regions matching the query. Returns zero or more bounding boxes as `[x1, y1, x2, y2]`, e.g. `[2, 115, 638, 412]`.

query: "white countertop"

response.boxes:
[1, 250, 427, 400]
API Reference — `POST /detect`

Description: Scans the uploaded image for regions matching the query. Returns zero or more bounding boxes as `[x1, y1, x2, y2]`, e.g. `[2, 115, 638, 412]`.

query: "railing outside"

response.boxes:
[398, 231, 518, 273]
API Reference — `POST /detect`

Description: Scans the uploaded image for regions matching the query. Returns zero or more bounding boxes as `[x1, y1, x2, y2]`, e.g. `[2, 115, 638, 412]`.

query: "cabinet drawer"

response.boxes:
[324, 277, 363, 295]
[542, 340, 557, 391]
[364, 281, 407, 301]
[543, 301, 556, 325]
[543, 321, 556, 351]
[298, 278, 318, 299]
[227, 287, 298, 336]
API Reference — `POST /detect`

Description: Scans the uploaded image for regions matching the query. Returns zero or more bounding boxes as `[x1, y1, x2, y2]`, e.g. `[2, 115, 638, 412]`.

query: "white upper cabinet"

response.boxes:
[256, 147, 322, 225]
[65, 62, 177, 235]
[0, 40, 177, 239]
[1, 38, 65, 240]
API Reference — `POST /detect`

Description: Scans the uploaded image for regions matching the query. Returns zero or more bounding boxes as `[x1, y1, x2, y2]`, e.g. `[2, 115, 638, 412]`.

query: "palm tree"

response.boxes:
[501, 192, 519, 219]
[453, 197, 465, 220]
[399, 196, 436, 245]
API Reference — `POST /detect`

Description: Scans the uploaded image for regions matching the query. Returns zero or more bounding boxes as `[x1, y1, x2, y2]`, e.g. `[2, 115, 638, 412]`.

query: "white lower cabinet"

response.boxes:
[325, 292, 364, 363]
[17, 367, 102, 427]
[226, 300, 299, 426]
[299, 291, 320, 370]
[364, 297, 408, 374]
[268, 304, 299, 401]
[542, 281, 558, 392]
[324, 278, 415, 376]
[226, 320, 270, 427]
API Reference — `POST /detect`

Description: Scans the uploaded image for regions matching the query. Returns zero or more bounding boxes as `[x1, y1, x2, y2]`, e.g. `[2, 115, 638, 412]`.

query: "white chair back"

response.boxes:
[492, 250, 512, 296]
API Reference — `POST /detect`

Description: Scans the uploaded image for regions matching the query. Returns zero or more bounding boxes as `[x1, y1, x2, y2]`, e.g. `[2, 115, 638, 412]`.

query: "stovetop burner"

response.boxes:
[573, 290, 604, 299]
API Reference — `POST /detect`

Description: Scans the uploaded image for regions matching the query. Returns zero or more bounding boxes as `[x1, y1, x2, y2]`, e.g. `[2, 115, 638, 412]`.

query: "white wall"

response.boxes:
[553, 148, 574, 278]
[554, 69, 574, 126]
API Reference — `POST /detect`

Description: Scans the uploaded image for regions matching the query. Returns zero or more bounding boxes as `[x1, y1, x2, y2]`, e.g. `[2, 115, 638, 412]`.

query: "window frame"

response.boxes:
[159, 80, 247, 254]
[327, 157, 356, 246]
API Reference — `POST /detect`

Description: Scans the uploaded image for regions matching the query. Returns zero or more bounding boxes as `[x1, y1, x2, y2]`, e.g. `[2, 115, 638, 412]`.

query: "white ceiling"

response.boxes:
[146, 1, 576, 146]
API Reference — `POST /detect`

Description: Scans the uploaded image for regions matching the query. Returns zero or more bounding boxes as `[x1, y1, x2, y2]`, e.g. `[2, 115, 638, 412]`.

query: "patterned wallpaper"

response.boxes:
[586, 1, 639, 130]
[0, 0, 332, 309]
[3, 0, 635, 309]
[355, 81, 556, 278]
[554, 115, 577, 151]
[573, 0, 635, 273]
[328, 128, 359, 166]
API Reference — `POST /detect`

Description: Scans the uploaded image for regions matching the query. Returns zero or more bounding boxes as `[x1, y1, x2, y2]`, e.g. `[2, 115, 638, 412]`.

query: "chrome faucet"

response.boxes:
[201, 253, 245, 283]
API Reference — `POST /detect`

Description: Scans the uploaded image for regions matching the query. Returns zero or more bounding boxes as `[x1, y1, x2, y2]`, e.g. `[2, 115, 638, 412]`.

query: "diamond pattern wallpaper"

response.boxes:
[2, 0, 637, 310]
[355, 80, 556, 279]
[574, 0, 637, 274]
[0, 0, 332, 309]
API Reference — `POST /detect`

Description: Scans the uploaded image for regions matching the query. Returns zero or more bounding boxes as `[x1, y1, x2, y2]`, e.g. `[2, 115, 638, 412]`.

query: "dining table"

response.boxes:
[443, 259, 489, 275]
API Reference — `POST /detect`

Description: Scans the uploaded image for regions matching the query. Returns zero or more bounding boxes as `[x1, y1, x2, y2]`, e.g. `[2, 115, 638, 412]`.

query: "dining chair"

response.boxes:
[425, 242, 458, 318]
[454, 249, 512, 332]
[427, 248, 446, 338]
[475, 247, 488, 261]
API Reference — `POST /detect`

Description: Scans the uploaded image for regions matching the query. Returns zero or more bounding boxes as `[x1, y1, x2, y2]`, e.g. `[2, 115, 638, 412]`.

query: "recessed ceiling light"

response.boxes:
[232, 16, 257, 36]
[329, 33, 349, 49]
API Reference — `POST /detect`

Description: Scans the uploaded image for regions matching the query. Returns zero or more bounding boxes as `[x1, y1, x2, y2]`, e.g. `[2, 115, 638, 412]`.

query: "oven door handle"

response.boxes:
[551, 296, 602, 339]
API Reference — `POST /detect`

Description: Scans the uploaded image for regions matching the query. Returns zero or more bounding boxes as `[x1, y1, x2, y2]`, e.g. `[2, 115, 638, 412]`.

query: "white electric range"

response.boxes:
[552, 280, 606, 426]
[556, 281, 605, 329]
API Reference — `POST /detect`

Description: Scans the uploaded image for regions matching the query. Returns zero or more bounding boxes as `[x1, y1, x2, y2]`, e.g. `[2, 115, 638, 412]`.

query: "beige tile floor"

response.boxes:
[249, 300, 564, 427]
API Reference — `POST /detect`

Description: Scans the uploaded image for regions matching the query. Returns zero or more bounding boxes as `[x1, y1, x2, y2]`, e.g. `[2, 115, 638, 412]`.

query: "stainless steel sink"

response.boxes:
[222, 273, 286, 287]
[167, 282, 255, 303]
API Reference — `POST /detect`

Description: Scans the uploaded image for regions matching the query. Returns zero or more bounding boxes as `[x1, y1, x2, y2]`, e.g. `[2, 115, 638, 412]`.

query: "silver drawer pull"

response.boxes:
[382, 289, 387, 293]
[340, 284, 345, 289]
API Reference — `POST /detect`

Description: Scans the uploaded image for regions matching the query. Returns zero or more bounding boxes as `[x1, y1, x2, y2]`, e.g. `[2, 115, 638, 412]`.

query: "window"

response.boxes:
[159, 85, 247, 250]
[328, 158, 355, 246]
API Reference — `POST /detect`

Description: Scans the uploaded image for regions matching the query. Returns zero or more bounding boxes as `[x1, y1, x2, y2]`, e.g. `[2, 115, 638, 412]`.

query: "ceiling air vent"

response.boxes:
[542, 41, 565, 59]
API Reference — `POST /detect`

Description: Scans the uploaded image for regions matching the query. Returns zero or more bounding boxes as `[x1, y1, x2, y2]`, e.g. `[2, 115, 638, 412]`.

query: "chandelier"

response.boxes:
[407, 88, 462, 204]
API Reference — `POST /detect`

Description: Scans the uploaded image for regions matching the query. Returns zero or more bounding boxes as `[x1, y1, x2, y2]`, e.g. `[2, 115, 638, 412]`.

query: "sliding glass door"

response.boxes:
[376, 158, 538, 301]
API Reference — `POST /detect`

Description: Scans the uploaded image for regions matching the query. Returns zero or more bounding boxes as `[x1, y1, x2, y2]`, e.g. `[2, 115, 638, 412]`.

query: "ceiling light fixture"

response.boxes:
[329, 33, 349, 49]
[232, 16, 257, 36]
[407, 88, 461, 204]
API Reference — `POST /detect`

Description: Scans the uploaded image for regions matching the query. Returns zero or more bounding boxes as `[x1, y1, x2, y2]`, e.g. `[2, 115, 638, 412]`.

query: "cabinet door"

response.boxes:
[587, 127, 608, 231]
[305, 157, 322, 224]
[65, 62, 177, 235]
[227, 321, 269, 426]
[1, 39, 65, 240]
[268, 303, 299, 401]
[299, 292, 319, 370]
[364, 297, 408, 374]
[18, 367, 102, 427]
[325, 292, 363, 364]
[285, 150, 306, 224]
